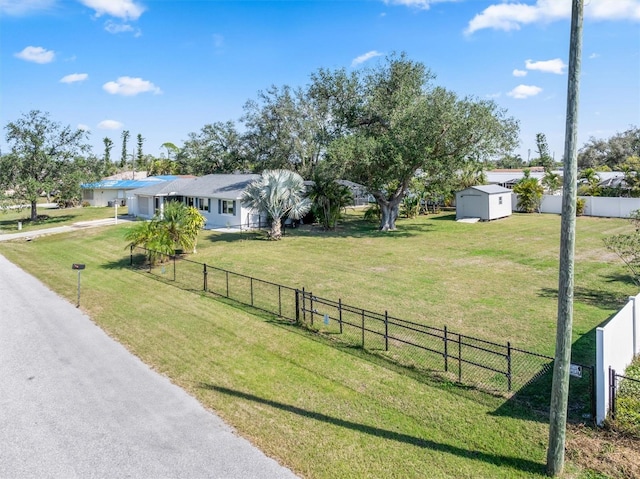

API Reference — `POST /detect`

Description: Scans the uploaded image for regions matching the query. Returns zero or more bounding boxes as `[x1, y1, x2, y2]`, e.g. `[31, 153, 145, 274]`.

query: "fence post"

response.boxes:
[444, 326, 448, 373]
[203, 263, 208, 291]
[507, 341, 512, 391]
[457, 333, 462, 383]
[310, 292, 314, 326]
[295, 289, 300, 323]
[590, 365, 597, 422]
[361, 309, 365, 348]
[250, 277, 254, 306]
[384, 311, 389, 352]
[302, 287, 306, 324]
[339, 298, 343, 334]
[225, 271, 229, 297]
[278, 285, 282, 317]
[609, 367, 617, 420]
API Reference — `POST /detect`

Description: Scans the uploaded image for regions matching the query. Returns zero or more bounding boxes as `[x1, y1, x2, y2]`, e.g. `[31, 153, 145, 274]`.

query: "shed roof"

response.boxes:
[460, 185, 512, 195]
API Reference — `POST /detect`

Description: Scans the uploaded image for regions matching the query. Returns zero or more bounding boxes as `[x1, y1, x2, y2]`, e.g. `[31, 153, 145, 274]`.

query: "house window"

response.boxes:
[82, 189, 94, 200]
[187, 197, 194, 207]
[218, 199, 236, 215]
[197, 198, 208, 211]
[498, 196, 503, 205]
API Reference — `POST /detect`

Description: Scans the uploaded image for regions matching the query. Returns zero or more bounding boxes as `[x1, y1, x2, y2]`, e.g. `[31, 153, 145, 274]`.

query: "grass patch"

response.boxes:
[0, 211, 636, 478]
[0, 205, 124, 232]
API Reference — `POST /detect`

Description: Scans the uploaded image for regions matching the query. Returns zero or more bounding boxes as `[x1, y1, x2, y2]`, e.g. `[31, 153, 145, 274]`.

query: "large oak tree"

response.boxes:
[1, 110, 90, 220]
[312, 54, 519, 230]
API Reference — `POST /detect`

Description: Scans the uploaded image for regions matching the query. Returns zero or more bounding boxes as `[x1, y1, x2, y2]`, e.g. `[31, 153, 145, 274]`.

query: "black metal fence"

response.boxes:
[609, 367, 640, 421]
[128, 245, 595, 421]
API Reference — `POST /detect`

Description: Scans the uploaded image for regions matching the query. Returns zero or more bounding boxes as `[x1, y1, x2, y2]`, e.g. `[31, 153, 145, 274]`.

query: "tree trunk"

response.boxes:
[379, 198, 401, 231]
[270, 217, 283, 240]
[30, 200, 38, 222]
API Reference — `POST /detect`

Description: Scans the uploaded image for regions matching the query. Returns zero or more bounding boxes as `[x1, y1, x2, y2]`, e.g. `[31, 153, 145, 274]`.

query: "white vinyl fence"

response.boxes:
[512, 194, 640, 218]
[595, 294, 640, 425]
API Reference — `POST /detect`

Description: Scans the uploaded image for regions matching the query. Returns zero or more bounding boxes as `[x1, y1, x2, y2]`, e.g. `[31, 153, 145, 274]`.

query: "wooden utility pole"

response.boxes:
[547, 0, 583, 475]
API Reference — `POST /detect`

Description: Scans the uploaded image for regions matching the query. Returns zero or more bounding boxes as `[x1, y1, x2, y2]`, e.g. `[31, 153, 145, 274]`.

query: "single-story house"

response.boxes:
[456, 185, 512, 221]
[81, 174, 182, 207]
[129, 174, 264, 229]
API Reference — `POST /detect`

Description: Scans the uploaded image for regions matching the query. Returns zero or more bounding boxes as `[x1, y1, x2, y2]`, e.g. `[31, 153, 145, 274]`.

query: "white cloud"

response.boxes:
[103, 76, 162, 96]
[104, 20, 141, 36]
[351, 50, 384, 67]
[507, 84, 543, 99]
[513, 69, 527, 77]
[525, 58, 566, 74]
[589, 53, 601, 59]
[14, 46, 55, 64]
[98, 120, 124, 130]
[0, 0, 55, 16]
[60, 73, 88, 83]
[383, 0, 459, 10]
[77, 124, 91, 131]
[466, 0, 640, 35]
[79, 0, 145, 21]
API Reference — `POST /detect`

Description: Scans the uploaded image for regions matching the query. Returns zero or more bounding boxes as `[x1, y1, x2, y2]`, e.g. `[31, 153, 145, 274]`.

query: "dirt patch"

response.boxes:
[567, 424, 640, 478]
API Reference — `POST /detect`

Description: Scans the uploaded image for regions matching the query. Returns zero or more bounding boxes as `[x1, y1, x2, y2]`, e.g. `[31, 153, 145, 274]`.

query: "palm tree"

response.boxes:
[542, 171, 562, 195]
[513, 175, 544, 213]
[308, 173, 353, 230]
[161, 201, 206, 253]
[125, 202, 205, 262]
[241, 169, 311, 239]
[579, 168, 601, 196]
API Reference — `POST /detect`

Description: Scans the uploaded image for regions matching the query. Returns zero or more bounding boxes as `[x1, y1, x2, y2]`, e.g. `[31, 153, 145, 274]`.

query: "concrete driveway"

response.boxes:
[0, 254, 298, 479]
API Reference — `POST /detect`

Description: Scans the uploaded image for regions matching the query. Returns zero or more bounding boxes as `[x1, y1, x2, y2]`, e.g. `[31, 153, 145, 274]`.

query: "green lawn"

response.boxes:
[0, 210, 635, 478]
[0, 204, 123, 233]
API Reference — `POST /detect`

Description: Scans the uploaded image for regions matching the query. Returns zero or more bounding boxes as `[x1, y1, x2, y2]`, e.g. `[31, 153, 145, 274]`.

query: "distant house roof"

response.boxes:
[81, 175, 182, 190]
[130, 174, 260, 200]
[460, 185, 512, 195]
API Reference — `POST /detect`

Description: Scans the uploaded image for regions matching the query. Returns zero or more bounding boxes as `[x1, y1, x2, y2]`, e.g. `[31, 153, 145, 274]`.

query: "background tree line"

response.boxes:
[2, 52, 638, 228]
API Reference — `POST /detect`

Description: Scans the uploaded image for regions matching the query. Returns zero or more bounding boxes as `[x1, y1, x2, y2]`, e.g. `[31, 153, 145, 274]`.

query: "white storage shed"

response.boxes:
[455, 185, 512, 221]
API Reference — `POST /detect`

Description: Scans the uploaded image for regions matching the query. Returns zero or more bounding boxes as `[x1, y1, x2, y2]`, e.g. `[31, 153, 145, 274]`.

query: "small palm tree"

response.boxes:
[125, 201, 205, 262]
[542, 171, 562, 195]
[308, 173, 353, 230]
[513, 176, 544, 213]
[241, 169, 311, 240]
[579, 168, 601, 196]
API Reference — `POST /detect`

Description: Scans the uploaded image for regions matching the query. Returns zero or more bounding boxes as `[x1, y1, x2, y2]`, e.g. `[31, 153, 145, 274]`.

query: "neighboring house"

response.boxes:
[456, 185, 512, 221]
[81, 174, 181, 207]
[129, 174, 263, 229]
[486, 169, 549, 189]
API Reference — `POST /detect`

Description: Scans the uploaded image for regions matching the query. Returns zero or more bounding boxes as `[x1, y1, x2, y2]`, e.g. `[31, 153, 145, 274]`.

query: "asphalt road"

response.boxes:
[0, 254, 298, 479]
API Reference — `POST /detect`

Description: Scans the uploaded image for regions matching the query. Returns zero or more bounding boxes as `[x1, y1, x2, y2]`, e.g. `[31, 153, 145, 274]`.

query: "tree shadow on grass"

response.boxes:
[198, 383, 546, 476]
[0, 214, 76, 231]
[539, 286, 628, 311]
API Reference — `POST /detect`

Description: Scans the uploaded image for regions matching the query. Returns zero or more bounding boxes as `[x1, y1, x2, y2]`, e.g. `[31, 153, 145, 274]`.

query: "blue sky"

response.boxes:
[1, 0, 639, 164]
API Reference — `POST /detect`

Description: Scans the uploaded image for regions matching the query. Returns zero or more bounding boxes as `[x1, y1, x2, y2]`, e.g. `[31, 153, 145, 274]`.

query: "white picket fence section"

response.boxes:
[511, 194, 640, 218]
[595, 294, 640, 425]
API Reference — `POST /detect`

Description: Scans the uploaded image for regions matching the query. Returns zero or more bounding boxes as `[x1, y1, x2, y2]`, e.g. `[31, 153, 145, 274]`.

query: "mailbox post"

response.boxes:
[72, 263, 85, 307]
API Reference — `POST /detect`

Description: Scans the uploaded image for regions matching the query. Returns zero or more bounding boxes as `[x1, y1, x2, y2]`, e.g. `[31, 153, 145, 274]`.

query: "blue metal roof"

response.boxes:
[81, 175, 179, 190]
